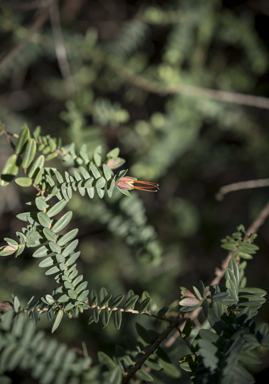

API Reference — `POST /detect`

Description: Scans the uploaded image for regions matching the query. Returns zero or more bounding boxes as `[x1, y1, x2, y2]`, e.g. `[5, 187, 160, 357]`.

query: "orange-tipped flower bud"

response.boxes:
[116, 176, 159, 192]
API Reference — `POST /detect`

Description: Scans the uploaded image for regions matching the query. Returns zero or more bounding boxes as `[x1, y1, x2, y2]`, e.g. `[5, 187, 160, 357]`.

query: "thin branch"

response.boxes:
[216, 179, 269, 201]
[122, 315, 182, 384]
[0, 6, 51, 72]
[90, 53, 269, 110]
[176, 326, 197, 358]
[87, 304, 170, 323]
[0, 124, 15, 150]
[246, 200, 269, 236]
[49, 2, 75, 97]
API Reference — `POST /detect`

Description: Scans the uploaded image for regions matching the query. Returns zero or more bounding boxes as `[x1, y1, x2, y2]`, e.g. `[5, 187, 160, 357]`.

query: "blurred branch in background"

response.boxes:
[49, 0, 75, 97]
[0, 3, 52, 72]
[216, 178, 269, 200]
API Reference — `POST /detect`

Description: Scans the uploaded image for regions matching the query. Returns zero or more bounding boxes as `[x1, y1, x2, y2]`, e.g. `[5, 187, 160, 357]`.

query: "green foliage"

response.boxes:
[178, 227, 268, 383]
[2, 127, 268, 383]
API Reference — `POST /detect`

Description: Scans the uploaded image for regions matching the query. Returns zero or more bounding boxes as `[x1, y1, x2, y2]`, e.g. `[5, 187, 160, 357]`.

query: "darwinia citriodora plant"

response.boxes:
[0, 124, 268, 384]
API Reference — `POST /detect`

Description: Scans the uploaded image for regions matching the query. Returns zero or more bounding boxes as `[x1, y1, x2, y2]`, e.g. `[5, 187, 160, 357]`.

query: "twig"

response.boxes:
[246, 200, 269, 236]
[49, 1, 75, 97]
[216, 179, 269, 201]
[88, 304, 170, 323]
[0, 124, 15, 150]
[176, 326, 197, 358]
[122, 315, 182, 383]
[90, 53, 269, 111]
[0, 6, 51, 72]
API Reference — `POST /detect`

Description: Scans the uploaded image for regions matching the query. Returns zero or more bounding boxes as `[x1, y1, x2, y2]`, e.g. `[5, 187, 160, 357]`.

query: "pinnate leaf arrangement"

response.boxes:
[0, 124, 268, 384]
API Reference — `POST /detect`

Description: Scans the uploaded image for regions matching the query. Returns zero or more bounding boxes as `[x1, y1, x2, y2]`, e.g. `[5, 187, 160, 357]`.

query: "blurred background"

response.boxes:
[1, 0, 269, 382]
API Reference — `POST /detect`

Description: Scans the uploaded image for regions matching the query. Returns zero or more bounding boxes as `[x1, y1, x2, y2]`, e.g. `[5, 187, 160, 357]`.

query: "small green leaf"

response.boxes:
[62, 239, 79, 257]
[116, 186, 131, 197]
[76, 290, 89, 302]
[181, 319, 192, 338]
[32, 245, 50, 258]
[13, 296, 20, 312]
[21, 138, 36, 169]
[35, 196, 48, 211]
[45, 266, 60, 275]
[157, 307, 170, 317]
[64, 302, 74, 312]
[96, 177, 106, 189]
[28, 155, 45, 178]
[75, 281, 88, 295]
[33, 167, 44, 185]
[51, 211, 73, 233]
[192, 287, 202, 302]
[138, 298, 151, 313]
[68, 290, 77, 299]
[89, 290, 97, 306]
[107, 147, 119, 159]
[100, 294, 112, 308]
[124, 295, 139, 311]
[46, 152, 58, 161]
[46, 295, 55, 305]
[108, 367, 122, 384]
[98, 351, 116, 370]
[58, 294, 69, 303]
[73, 275, 83, 287]
[37, 212, 51, 228]
[48, 137, 57, 151]
[238, 252, 253, 260]
[66, 251, 80, 266]
[96, 188, 105, 198]
[15, 177, 32, 187]
[80, 166, 91, 179]
[113, 308, 122, 330]
[159, 359, 181, 378]
[136, 323, 156, 344]
[87, 187, 95, 198]
[94, 152, 102, 167]
[39, 256, 54, 268]
[47, 200, 68, 218]
[90, 162, 101, 178]
[43, 228, 57, 241]
[101, 307, 111, 328]
[33, 126, 41, 140]
[57, 229, 78, 246]
[156, 347, 172, 364]
[135, 370, 153, 381]
[49, 241, 61, 253]
[52, 310, 63, 333]
[103, 164, 112, 180]
[0, 154, 20, 186]
[145, 359, 163, 371]
[93, 307, 100, 323]
[15, 125, 30, 154]
[111, 294, 125, 310]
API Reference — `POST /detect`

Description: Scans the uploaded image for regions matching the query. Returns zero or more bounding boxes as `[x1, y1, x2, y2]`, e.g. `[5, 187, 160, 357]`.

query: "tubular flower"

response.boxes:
[116, 176, 159, 192]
